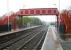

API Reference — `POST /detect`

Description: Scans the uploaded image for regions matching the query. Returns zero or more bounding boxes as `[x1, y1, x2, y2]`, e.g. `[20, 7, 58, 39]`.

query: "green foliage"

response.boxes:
[23, 17, 32, 24]
[30, 17, 42, 25]
[16, 16, 43, 26]
[16, 17, 22, 25]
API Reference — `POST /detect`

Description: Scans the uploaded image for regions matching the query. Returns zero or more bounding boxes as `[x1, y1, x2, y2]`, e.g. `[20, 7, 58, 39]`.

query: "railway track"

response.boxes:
[21, 31, 47, 50]
[0, 26, 42, 44]
[0, 26, 47, 50]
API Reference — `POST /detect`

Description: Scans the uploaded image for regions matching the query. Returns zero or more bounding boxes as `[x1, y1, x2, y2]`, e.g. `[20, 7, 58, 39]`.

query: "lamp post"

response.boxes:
[7, 0, 10, 31]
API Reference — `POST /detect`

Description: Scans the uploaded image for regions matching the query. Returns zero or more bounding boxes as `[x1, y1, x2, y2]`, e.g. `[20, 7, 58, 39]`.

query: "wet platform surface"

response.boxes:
[41, 26, 63, 50]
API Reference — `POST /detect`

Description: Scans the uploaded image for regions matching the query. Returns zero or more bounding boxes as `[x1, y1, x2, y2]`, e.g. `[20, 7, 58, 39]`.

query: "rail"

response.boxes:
[0, 25, 47, 50]
[0, 25, 42, 36]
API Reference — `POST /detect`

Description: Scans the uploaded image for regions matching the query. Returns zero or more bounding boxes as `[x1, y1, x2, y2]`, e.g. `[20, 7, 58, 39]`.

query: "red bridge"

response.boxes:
[0, 8, 59, 30]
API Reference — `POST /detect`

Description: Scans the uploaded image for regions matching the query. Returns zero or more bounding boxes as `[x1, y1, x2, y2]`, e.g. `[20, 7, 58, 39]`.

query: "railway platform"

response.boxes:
[41, 26, 63, 50]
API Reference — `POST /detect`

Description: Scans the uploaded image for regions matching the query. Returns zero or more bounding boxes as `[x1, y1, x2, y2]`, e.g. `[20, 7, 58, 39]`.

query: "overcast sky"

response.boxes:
[0, 0, 71, 22]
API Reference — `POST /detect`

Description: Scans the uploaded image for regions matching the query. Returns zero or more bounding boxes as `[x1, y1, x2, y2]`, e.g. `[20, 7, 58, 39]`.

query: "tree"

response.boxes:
[30, 17, 42, 25]
[23, 17, 32, 24]
[16, 16, 43, 28]
[16, 16, 32, 27]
